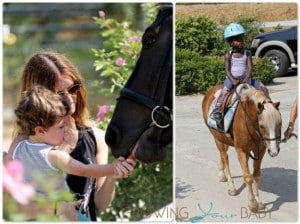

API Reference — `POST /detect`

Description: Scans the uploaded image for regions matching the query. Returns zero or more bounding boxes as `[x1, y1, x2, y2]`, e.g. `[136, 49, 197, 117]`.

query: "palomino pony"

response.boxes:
[105, 4, 172, 163]
[202, 84, 282, 212]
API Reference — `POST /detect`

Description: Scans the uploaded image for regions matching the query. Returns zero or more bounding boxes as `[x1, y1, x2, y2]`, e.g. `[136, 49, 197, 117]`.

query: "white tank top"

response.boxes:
[13, 140, 68, 195]
[231, 50, 248, 78]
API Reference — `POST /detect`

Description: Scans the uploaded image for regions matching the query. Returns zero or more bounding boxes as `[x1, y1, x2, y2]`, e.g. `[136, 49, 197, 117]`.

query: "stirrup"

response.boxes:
[210, 110, 223, 122]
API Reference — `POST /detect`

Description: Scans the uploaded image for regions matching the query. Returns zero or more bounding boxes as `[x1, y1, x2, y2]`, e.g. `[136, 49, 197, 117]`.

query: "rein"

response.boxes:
[119, 24, 173, 129]
[235, 90, 281, 160]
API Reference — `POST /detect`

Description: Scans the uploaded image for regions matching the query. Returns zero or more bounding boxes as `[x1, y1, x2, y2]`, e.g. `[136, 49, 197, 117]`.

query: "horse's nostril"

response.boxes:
[105, 125, 121, 148]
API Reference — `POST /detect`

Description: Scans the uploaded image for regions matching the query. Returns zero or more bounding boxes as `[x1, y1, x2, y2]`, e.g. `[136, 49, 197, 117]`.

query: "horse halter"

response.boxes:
[255, 128, 281, 147]
[120, 86, 172, 129]
[119, 23, 173, 129]
[237, 96, 281, 160]
[255, 100, 281, 145]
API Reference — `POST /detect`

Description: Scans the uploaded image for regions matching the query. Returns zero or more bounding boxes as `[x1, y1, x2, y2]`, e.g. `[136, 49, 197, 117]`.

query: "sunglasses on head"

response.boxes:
[57, 83, 81, 96]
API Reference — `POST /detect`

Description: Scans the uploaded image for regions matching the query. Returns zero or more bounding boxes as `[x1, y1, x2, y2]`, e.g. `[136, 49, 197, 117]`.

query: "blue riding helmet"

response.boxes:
[224, 23, 245, 39]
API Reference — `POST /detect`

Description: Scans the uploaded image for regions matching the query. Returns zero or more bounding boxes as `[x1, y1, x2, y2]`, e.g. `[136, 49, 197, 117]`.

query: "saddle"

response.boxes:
[216, 84, 252, 113]
[208, 84, 252, 132]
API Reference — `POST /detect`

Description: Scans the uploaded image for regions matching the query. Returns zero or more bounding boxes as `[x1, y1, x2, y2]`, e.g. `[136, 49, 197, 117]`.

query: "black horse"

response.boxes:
[105, 4, 173, 163]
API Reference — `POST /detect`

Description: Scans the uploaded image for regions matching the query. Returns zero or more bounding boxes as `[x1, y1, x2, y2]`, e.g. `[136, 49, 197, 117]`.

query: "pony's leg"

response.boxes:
[215, 140, 237, 196]
[236, 149, 258, 212]
[253, 155, 266, 210]
[218, 157, 227, 182]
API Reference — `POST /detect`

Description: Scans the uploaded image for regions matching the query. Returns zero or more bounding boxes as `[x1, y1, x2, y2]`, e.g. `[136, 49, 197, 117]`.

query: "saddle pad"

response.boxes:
[207, 98, 239, 132]
[214, 83, 251, 107]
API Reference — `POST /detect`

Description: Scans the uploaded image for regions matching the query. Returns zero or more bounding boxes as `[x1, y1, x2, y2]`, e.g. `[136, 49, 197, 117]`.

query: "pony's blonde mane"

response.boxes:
[240, 88, 281, 124]
[240, 88, 269, 105]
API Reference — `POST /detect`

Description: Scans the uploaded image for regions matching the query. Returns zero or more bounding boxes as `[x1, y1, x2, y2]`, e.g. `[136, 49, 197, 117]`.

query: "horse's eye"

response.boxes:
[259, 125, 264, 129]
[142, 33, 157, 49]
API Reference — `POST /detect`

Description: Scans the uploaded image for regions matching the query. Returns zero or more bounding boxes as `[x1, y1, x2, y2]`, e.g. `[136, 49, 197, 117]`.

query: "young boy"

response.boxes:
[12, 85, 134, 220]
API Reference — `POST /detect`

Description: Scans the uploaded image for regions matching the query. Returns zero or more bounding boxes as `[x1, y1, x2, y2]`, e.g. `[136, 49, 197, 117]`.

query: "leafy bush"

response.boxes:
[101, 145, 172, 221]
[92, 14, 143, 96]
[176, 15, 274, 95]
[252, 57, 275, 84]
[176, 16, 225, 56]
[176, 50, 224, 95]
[176, 49, 274, 95]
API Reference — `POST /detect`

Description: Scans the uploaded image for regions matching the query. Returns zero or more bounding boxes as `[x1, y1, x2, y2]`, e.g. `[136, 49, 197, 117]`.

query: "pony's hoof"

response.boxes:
[248, 200, 258, 212]
[228, 188, 237, 196]
[248, 205, 258, 213]
[218, 176, 227, 182]
[257, 202, 265, 210]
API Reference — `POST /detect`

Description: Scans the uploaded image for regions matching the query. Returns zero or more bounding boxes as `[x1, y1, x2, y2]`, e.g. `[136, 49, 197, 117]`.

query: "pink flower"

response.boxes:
[6, 159, 24, 175]
[97, 105, 110, 121]
[115, 57, 125, 66]
[98, 10, 105, 18]
[128, 35, 142, 42]
[3, 160, 35, 205]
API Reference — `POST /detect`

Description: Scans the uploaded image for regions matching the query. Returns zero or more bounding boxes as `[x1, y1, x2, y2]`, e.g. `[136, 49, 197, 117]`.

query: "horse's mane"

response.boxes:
[240, 88, 269, 105]
[240, 88, 280, 122]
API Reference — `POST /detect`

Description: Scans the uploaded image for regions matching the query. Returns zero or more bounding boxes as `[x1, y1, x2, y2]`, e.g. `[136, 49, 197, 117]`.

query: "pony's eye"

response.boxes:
[142, 31, 158, 49]
[260, 125, 265, 129]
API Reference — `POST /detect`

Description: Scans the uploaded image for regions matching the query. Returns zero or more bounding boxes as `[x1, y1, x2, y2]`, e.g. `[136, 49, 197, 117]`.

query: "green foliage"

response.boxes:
[142, 3, 161, 24]
[92, 3, 161, 97]
[176, 15, 274, 95]
[252, 57, 275, 84]
[176, 49, 274, 95]
[101, 145, 173, 221]
[176, 49, 224, 94]
[175, 49, 202, 95]
[176, 15, 262, 56]
[92, 17, 143, 96]
[92, 3, 173, 221]
[176, 16, 225, 56]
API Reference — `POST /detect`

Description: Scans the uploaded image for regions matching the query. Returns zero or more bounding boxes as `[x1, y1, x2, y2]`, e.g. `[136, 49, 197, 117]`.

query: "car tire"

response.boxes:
[264, 49, 289, 77]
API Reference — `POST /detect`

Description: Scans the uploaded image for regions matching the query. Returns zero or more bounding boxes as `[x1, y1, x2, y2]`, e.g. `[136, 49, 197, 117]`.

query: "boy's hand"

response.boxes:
[113, 157, 136, 178]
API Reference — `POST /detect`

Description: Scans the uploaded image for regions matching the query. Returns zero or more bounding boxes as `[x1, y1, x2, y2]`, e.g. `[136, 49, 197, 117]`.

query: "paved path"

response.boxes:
[175, 74, 298, 222]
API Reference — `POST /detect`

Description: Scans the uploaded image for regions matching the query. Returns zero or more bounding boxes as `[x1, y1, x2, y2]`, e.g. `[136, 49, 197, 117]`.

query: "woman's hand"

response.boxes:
[58, 116, 78, 152]
[284, 124, 294, 140]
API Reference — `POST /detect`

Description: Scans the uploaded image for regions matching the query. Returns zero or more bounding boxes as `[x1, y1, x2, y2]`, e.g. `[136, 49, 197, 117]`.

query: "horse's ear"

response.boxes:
[257, 102, 264, 113]
[273, 101, 280, 109]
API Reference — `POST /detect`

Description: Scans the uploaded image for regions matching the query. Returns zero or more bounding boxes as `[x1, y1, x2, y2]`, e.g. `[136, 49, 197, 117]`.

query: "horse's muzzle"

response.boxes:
[105, 124, 121, 149]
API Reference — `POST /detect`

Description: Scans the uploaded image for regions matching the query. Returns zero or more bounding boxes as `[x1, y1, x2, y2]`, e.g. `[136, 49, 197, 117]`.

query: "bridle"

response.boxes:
[236, 93, 281, 160]
[119, 15, 173, 129]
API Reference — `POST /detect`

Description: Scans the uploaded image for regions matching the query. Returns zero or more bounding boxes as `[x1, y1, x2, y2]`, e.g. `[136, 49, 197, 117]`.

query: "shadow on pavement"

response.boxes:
[260, 167, 297, 212]
[176, 178, 197, 199]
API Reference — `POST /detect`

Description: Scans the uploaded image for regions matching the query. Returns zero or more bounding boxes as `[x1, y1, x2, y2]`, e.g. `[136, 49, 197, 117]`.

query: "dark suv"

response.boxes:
[250, 26, 297, 77]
